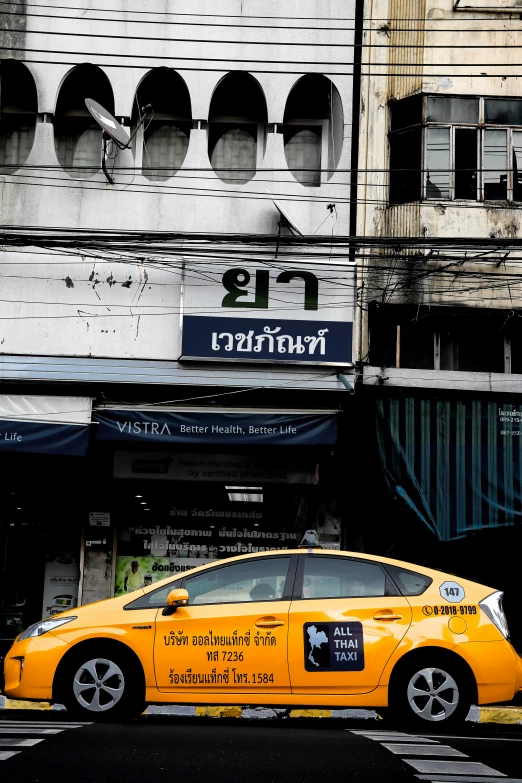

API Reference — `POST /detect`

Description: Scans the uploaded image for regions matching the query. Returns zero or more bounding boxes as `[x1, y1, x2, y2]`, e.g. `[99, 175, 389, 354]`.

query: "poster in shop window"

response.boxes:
[41, 554, 80, 617]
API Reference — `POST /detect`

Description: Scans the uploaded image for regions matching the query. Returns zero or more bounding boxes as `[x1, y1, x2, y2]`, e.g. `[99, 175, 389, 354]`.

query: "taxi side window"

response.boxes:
[385, 565, 433, 596]
[301, 557, 387, 599]
[124, 582, 180, 610]
[184, 557, 291, 605]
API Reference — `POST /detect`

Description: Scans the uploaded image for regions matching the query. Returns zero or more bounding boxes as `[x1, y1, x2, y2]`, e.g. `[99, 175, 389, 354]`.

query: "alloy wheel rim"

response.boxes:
[72, 657, 125, 712]
[406, 666, 459, 722]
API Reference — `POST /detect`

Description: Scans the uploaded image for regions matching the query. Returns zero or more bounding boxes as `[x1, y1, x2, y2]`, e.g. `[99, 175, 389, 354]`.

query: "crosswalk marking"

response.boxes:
[0, 739, 45, 748]
[0, 722, 89, 728]
[380, 744, 467, 757]
[0, 751, 21, 761]
[350, 731, 440, 743]
[404, 759, 505, 776]
[0, 728, 64, 734]
[351, 729, 511, 780]
[415, 776, 522, 782]
[0, 720, 89, 763]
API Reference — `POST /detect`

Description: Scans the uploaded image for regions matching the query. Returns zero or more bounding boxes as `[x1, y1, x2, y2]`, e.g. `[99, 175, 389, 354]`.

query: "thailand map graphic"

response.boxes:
[307, 625, 329, 667]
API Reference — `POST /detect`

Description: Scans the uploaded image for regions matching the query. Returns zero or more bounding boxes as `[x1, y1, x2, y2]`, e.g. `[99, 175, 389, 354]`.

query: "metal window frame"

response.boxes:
[393, 94, 522, 205]
[482, 125, 510, 202]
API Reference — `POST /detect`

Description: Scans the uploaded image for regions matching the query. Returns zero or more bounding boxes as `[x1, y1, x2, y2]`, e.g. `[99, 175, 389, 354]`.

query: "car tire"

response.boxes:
[389, 657, 473, 728]
[59, 647, 145, 721]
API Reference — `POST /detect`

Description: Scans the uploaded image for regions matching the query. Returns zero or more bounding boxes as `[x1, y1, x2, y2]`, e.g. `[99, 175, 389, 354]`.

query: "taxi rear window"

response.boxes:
[385, 565, 432, 596]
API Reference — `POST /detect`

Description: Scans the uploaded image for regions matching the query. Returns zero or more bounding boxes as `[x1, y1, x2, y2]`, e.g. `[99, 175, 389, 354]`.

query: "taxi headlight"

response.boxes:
[479, 591, 509, 639]
[18, 616, 77, 641]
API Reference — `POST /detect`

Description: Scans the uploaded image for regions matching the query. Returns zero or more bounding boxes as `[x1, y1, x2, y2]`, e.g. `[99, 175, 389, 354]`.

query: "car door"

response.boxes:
[154, 554, 296, 694]
[288, 554, 412, 695]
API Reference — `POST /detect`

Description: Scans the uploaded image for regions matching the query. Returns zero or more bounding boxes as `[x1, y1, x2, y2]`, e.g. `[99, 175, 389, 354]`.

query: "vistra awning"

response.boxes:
[93, 408, 338, 446]
[0, 395, 92, 456]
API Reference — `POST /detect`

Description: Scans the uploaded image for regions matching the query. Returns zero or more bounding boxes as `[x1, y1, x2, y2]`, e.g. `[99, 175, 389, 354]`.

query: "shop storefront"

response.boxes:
[0, 395, 91, 655]
[0, 258, 356, 654]
[87, 406, 343, 598]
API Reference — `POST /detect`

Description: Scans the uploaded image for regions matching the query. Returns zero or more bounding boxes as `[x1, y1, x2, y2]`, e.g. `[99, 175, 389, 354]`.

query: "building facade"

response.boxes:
[357, 0, 522, 649]
[0, 1, 360, 653]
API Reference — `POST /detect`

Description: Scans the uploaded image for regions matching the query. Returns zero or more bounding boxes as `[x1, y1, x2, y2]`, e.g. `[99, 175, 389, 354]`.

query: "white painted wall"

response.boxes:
[0, 0, 356, 365]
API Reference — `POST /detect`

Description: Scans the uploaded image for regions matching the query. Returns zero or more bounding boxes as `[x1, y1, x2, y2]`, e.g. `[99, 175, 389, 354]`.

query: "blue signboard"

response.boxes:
[304, 623, 365, 672]
[0, 420, 90, 456]
[181, 316, 353, 365]
[94, 410, 338, 446]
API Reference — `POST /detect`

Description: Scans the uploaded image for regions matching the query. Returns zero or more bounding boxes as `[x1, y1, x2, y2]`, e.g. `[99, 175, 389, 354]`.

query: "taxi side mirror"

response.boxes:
[163, 588, 189, 616]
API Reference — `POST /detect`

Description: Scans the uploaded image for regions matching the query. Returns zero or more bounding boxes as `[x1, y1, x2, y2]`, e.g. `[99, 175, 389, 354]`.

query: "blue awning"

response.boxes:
[94, 408, 338, 447]
[0, 395, 91, 456]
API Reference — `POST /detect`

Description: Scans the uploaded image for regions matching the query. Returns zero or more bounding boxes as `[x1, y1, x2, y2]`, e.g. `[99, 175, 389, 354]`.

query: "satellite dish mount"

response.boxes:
[272, 200, 304, 257]
[85, 98, 152, 184]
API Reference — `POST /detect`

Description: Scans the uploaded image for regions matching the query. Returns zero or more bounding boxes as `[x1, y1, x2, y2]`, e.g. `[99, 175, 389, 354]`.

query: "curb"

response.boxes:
[1, 696, 521, 724]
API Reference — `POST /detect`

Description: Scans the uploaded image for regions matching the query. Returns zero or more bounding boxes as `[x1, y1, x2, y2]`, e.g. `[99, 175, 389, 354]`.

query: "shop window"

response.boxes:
[389, 94, 522, 204]
[301, 557, 387, 599]
[208, 72, 267, 184]
[0, 60, 38, 171]
[133, 68, 191, 181]
[184, 557, 291, 605]
[54, 64, 114, 177]
[283, 74, 344, 187]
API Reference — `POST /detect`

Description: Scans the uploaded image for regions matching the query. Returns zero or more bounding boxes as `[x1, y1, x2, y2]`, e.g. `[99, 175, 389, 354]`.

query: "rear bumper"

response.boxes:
[456, 639, 520, 705]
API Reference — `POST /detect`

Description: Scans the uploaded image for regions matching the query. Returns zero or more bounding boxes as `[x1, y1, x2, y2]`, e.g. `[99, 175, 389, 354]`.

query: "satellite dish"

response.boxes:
[85, 99, 130, 149]
[273, 200, 305, 237]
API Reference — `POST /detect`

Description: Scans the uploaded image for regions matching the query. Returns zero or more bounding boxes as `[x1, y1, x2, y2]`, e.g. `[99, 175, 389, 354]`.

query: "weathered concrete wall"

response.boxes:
[80, 551, 112, 605]
[357, 0, 522, 359]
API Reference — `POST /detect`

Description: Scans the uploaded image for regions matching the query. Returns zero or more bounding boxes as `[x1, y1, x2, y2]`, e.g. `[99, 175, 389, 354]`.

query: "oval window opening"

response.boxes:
[54, 65, 114, 178]
[0, 61, 38, 173]
[283, 75, 344, 187]
[208, 73, 267, 185]
[133, 68, 192, 181]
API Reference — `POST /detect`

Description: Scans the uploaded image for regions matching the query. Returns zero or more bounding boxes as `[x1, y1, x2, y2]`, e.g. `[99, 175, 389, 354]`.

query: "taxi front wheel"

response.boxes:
[389, 658, 473, 727]
[60, 648, 145, 721]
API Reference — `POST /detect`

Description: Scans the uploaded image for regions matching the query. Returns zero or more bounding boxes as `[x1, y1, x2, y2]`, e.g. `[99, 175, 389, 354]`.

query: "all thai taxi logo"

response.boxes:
[303, 622, 365, 672]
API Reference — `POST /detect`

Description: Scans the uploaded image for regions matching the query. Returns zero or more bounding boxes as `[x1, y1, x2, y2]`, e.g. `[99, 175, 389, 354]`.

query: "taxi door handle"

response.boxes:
[373, 611, 403, 621]
[255, 618, 285, 628]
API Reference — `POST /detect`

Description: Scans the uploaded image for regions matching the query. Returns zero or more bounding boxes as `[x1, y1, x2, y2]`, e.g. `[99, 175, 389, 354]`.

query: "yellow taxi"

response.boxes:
[3, 549, 522, 725]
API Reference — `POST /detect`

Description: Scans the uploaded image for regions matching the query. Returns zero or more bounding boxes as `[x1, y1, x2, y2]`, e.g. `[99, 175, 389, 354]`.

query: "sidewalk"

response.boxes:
[1, 695, 521, 724]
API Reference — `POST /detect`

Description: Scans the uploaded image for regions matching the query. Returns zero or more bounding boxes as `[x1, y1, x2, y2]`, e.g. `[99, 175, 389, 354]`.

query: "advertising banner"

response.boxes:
[113, 452, 318, 483]
[180, 262, 355, 366]
[95, 410, 338, 446]
[41, 556, 80, 617]
[0, 394, 91, 455]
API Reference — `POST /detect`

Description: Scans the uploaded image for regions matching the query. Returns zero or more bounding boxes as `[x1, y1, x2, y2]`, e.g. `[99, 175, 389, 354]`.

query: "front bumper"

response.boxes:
[3, 634, 69, 702]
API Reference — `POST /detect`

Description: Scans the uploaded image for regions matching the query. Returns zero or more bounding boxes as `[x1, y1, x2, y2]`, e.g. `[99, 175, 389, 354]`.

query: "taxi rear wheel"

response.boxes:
[390, 657, 473, 727]
[59, 648, 144, 721]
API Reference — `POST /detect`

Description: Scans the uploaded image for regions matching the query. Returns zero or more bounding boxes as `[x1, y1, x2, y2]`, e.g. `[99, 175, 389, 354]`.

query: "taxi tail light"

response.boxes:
[479, 591, 510, 639]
